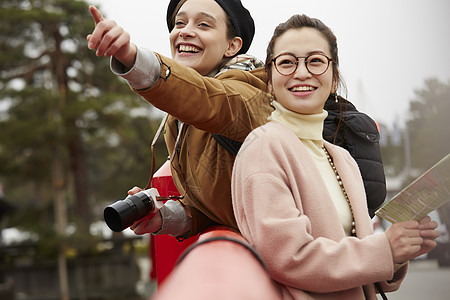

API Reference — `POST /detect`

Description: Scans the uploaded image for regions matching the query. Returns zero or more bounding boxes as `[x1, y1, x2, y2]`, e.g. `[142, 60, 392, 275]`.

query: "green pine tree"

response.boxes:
[0, 0, 166, 244]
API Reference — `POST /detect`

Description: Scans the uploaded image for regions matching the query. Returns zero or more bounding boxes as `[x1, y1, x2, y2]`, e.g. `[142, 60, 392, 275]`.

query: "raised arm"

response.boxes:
[86, 5, 137, 69]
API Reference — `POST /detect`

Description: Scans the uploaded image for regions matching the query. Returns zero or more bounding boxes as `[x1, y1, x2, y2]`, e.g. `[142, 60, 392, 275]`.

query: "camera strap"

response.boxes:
[144, 113, 186, 201]
[144, 113, 168, 190]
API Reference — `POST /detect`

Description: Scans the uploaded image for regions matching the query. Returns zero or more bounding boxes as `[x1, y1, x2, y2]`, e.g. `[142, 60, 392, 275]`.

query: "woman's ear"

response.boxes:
[224, 37, 243, 58]
[268, 82, 276, 100]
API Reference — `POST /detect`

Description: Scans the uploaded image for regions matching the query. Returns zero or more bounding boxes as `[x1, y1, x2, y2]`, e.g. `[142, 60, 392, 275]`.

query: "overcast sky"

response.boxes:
[89, 0, 450, 128]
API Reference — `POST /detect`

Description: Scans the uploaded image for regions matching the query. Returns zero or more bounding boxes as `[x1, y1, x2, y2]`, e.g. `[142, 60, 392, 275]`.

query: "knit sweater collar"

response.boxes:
[268, 101, 327, 141]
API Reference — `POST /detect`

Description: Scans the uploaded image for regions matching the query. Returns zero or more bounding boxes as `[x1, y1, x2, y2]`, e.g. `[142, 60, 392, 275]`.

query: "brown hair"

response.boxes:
[264, 14, 343, 92]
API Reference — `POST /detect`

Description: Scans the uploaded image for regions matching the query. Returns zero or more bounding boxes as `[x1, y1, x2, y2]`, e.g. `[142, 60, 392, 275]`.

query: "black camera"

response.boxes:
[104, 188, 163, 232]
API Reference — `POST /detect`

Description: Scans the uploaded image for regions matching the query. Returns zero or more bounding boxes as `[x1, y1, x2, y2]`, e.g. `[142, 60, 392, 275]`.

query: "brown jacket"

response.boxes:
[134, 54, 272, 236]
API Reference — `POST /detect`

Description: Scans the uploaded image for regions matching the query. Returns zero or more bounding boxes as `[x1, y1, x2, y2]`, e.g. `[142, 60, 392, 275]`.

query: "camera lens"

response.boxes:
[104, 190, 156, 232]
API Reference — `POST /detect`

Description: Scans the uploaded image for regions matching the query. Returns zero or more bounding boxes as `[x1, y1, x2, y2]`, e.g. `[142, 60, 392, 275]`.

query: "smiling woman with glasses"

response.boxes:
[232, 14, 440, 300]
[272, 52, 332, 76]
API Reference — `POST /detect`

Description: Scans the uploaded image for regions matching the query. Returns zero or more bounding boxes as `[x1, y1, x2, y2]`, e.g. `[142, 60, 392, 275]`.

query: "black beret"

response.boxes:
[166, 0, 255, 55]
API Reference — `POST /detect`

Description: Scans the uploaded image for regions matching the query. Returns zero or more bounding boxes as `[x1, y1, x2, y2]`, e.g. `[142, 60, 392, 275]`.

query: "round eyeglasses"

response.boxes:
[272, 53, 332, 76]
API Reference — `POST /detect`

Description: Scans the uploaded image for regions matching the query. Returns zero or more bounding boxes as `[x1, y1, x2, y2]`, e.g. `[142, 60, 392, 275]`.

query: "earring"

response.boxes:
[334, 93, 339, 103]
[270, 92, 276, 109]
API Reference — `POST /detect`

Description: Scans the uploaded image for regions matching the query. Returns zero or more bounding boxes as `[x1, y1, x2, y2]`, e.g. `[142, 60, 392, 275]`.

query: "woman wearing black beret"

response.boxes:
[87, 0, 270, 238]
[87, 0, 386, 241]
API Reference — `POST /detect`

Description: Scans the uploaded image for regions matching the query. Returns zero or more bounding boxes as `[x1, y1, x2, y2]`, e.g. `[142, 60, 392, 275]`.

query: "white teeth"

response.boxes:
[291, 86, 315, 92]
[179, 45, 200, 53]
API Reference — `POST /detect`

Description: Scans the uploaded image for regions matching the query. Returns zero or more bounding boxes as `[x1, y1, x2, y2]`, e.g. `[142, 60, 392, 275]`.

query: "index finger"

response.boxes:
[396, 220, 420, 229]
[418, 215, 431, 224]
[89, 5, 104, 25]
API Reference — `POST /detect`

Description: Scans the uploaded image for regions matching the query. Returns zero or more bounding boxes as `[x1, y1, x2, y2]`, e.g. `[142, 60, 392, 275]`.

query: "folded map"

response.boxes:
[375, 154, 450, 223]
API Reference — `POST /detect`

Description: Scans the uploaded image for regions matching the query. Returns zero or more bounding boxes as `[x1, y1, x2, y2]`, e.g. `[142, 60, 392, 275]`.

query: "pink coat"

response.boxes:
[232, 121, 406, 299]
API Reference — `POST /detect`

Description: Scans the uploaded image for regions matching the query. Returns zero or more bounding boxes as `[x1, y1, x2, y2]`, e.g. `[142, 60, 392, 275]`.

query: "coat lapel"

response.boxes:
[323, 141, 374, 237]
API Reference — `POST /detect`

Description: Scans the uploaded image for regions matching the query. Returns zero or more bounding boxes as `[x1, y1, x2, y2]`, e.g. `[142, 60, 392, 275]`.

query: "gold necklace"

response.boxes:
[322, 145, 356, 236]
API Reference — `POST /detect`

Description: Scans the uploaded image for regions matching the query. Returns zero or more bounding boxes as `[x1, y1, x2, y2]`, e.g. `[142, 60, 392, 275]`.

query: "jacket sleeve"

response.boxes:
[110, 47, 161, 90]
[132, 53, 270, 141]
[232, 126, 399, 293]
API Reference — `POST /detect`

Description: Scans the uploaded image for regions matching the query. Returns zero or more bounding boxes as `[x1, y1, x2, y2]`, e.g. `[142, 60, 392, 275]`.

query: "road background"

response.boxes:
[386, 259, 450, 300]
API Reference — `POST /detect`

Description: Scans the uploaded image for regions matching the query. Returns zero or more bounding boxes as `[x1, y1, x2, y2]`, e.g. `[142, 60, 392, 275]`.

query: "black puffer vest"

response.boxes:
[323, 96, 386, 217]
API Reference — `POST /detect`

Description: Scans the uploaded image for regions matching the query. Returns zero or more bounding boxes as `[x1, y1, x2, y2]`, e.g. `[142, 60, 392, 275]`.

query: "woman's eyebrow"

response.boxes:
[276, 50, 328, 57]
[309, 50, 327, 55]
[176, 11, 217, 23]
[198, 12, 217, 23]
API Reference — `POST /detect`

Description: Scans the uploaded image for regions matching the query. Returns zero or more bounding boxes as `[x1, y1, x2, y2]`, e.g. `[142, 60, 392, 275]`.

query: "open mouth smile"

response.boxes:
[289, 86, 317, 92]
[178, 44, 202, 53]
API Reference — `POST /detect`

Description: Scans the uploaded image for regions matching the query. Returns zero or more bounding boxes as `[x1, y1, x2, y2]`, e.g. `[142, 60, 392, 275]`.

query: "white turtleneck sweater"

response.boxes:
[269, 101, 353, 235]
